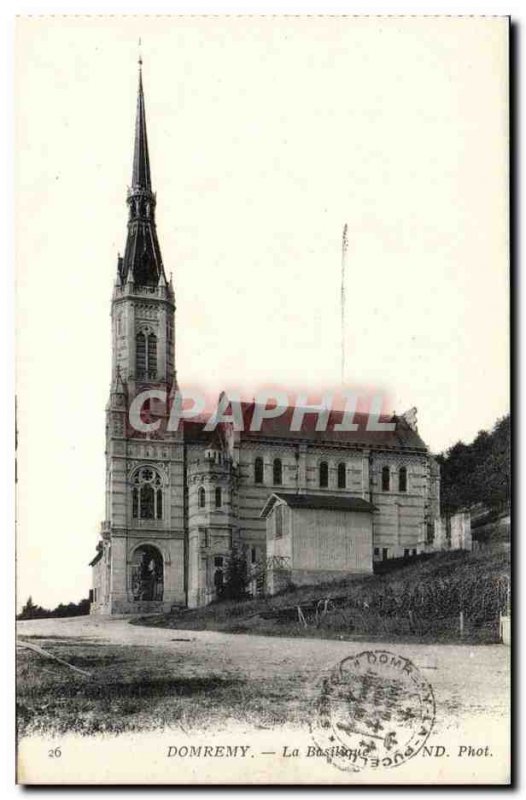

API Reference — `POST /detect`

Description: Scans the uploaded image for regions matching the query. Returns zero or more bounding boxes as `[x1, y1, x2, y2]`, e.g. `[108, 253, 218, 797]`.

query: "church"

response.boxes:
[90, 65, 448, 615]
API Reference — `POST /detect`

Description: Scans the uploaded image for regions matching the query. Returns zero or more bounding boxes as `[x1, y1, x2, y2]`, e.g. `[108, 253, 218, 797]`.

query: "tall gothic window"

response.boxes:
[147, 333, 157, 376]
[136, 330, 157, 379]
[132, 466, 163, 520]
[273, 458, 282, 485]
[382, 466, 390, 492]
[254, 457, 264, 484]
[198, 486, 206, 508]
[136, 332, 146, 377]
[399, 466, 407, 493]
[319, 461, 329, 488]
[215, 486, 222, 508]
[337, 462, 346, 489]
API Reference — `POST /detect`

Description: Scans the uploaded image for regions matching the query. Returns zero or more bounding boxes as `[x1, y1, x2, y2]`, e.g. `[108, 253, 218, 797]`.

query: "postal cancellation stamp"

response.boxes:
[310, 650, 436, 773]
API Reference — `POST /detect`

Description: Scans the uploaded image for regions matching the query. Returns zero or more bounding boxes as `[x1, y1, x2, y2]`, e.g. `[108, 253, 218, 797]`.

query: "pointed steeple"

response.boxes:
[132, 61, 152, 191]
[118, 59, 166, 287]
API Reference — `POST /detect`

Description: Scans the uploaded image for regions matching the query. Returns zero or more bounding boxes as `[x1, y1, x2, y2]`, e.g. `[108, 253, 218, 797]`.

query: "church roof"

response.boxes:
[180, 401, 428, 451]
[182, 418, 214, 443]
[89, 546, 103, 567]
[237, 402, 428, 451]
[261, 492, 376, 517]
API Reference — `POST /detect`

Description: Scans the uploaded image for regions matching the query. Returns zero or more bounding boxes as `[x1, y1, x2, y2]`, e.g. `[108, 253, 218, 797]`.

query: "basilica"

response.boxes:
[90, 66, 453, 615]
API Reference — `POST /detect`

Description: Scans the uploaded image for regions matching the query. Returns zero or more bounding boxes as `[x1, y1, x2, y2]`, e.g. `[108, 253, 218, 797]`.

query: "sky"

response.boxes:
[15, 16, 509, 609]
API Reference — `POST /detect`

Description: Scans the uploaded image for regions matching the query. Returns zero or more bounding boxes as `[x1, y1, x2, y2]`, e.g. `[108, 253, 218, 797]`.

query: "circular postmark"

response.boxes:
[310, 650, 435, 773]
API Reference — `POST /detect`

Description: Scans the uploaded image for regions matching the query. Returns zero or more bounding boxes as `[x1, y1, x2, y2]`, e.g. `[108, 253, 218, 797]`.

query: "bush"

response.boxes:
[222, 546, 250, 601]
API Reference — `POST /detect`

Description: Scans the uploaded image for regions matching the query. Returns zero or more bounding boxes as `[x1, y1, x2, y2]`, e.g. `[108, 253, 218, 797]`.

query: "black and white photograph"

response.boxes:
[14, 14, 510, 785]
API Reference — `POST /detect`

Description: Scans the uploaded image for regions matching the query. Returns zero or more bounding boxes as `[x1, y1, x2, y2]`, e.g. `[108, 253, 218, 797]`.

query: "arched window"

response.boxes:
[399, 466, 407, 493]
[337, 462, 346, 489]
[131, 466, 163, 520]
[254, 456, 264, 485]
[382, 466, 390, 492]
[136, 329, 158, 379]
[273, 458, 282, 485]
[319, 461, 329, 488]
[215, 486, 222, 508]
[198, 486, 206, 508]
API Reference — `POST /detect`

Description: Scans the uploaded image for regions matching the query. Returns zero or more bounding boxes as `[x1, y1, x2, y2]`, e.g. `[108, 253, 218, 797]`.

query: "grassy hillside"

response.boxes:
[137, 544, 510, 644]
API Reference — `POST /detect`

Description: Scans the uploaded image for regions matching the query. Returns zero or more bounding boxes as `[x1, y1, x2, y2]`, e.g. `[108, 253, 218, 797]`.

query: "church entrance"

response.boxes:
[131, 545, 164, 601]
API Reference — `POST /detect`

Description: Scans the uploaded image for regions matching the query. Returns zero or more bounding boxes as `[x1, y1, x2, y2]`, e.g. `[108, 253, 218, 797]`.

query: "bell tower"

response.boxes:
[91, 61, 185, 615]
[111, 58, 176, 396]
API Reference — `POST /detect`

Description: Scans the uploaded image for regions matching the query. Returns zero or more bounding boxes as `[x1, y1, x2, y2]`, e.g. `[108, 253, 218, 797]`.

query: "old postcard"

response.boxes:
[15, 15, 510, 785]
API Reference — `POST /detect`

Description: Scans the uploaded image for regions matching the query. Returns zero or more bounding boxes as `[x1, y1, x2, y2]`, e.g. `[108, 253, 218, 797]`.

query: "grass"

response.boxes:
[17, 545, 509, 739]
[16, 639, 311, 738]
[136, 544, 510, 644]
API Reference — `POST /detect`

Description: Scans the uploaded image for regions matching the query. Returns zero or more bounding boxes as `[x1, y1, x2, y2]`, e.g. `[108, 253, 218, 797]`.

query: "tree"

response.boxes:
[438, 415, 510, 516]
[223, 545, 250, 601]
[17, 596, 91, 620]
[17, 596, 49, 620]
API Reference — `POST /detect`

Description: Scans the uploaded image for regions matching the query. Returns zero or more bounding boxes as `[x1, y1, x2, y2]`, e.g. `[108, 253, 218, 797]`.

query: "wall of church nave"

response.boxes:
[304, 450, 366, 494]
[368, 453, 430, 557]
[369, 453, 429, 496]
[238, 442, 301, 493]
[237, 441, 369, 497]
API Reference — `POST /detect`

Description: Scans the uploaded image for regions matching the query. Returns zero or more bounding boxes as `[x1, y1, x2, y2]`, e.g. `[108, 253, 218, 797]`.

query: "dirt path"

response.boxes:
[17, 614, 510, 734]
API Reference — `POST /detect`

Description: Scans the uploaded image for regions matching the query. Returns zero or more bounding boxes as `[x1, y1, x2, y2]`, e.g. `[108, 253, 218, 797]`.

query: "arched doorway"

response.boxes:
[131, 545, 164, 601]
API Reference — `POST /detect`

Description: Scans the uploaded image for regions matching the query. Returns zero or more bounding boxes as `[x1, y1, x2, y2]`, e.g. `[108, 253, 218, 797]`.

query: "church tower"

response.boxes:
[91, 62, 186, 614]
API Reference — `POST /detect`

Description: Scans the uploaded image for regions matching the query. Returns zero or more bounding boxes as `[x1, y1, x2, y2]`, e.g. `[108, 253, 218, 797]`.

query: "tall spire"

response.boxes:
[118, 59, 165, 287]
[132, 60, 152, 191]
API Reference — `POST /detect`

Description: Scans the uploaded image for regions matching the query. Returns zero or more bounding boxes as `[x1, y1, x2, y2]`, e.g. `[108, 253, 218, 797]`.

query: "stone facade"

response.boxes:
[90, 66, 458, 615]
